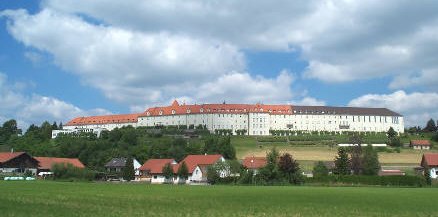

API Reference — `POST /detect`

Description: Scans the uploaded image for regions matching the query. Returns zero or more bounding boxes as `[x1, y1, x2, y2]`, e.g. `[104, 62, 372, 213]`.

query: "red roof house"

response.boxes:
[0, 152, 39, 174]
[34, 157, 85, 171]
[179, 154, 224, 174]
[421, 153, 438, 179]
[410, 140, 431, 150]
[139, 159, 176, 175]
[242, 156, 267, 170]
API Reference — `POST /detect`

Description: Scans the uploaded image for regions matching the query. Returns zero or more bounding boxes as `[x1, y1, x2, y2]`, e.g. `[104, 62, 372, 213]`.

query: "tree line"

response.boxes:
[0, 119, 236, 171]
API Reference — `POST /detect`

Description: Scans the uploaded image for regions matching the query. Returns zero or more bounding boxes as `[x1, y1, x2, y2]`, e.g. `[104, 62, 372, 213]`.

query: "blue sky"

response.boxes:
[1, 0, 438, 128]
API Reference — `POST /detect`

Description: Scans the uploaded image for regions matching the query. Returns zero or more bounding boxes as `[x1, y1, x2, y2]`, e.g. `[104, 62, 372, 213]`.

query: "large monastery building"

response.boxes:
[60, 100, 404, 136]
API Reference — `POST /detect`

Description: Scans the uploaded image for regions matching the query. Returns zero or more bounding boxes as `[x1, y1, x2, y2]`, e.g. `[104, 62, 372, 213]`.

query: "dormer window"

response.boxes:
[200, 108, 204, 113]
[146, 112, 150, 116]
[159, 110, 163, 115]
[187, 109, 191, 114]
[172, 110, 175, 115]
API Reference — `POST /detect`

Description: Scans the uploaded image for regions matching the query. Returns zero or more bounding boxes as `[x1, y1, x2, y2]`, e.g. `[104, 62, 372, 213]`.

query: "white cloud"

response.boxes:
[290, 97, 326, 106]
[0, 72, 109, 129]
[37, 0, 438, 89]
[2, 9, 248, 106]
[348, 90, 438, 127]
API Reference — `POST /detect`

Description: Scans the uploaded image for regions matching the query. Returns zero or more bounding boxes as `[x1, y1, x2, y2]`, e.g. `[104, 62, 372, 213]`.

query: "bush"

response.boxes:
[305, 175, 426, 187]
[52, 163, 95, 181]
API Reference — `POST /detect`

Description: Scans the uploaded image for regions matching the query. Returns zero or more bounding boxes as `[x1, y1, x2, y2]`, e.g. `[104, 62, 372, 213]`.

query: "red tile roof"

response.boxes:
[422, 153, 438, 167]
[141, 101, 293, 117]
[179, 154, 223, 173]
[34, 157, 85, 170]
[242, 156, 267, 169]
[410, 140, 431, 146]
[0, 152, 26, 163]
[65, 113, 140, 126]
[139, 159, 176, 174]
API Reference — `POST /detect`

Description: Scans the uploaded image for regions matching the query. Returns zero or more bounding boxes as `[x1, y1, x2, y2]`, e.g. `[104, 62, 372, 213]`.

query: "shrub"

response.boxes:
[306, 175, 426, 187]
[51, 163, 95, 181]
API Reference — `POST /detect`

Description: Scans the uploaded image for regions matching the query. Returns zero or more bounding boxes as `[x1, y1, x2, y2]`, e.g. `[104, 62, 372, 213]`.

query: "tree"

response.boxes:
[206, 164, 220, 184]
[361, 146, 380, 175]
[278, 153, 300, 184]
[387, 127, 397, 140]
[313, 161, 329, 178]
[349, 134, 363, 175]
[257, 147, 280, 184]
[162, 163, 174, 183]
[122, 157, 135, 181]
[177, 161, 189, 181]
[334, 147, 350, 175]
[424, 166, 432, 186]
[423, 119, 437, 132]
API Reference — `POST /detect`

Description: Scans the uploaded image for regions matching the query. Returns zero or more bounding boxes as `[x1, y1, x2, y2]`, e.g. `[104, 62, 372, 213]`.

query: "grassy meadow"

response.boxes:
[1, 181, 437, 217]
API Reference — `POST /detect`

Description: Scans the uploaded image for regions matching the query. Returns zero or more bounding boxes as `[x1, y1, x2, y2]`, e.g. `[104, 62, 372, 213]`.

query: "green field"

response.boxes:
[1, 181, 437, 217]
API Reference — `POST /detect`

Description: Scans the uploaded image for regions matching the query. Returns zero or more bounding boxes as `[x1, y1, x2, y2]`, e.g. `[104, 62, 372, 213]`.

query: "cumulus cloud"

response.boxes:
[0, 73, 109, 129]
[36, 0, 438, 89]
[348, 90, 438, 127]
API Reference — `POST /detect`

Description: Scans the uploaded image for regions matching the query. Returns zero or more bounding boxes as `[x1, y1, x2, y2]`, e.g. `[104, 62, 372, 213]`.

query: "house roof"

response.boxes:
[422, 153, 438, 167]
[139, 159, 176, 174]
[410, 140, 431, 146]
[0, 152, 26, 163]
[65, 113, 140, 126]
[141, 101, 293, 117]
[105, 158, 127, 168]
[34, 157, 85, 170]
[242, 156, 267, 169]
[180, 154, 223, 173]
[140, 100, 402, 117]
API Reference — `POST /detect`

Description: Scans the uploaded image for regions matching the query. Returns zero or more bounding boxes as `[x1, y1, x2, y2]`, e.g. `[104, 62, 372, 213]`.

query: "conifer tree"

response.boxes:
[122, 157, 135, 181]
[334, 147, 350, 175]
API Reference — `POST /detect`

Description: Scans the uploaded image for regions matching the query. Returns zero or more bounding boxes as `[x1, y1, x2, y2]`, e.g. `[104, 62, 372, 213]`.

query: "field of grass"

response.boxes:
[233, 136, 435, 162]
[1, 181, 438, 217]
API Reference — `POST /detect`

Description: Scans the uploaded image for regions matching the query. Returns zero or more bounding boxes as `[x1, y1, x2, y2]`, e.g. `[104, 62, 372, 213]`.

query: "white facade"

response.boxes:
[51, 127, 106, 139]
[429, 167, 438, 179]
[64, 102, 404, 135]
[138, 112, 404, 135]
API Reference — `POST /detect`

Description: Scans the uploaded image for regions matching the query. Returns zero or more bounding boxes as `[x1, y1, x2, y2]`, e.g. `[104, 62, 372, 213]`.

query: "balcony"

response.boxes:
[339, 125, 350, 129]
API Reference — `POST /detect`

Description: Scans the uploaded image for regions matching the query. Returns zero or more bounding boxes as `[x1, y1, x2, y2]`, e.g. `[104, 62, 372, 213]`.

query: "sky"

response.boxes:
[1, 0, 438, 129]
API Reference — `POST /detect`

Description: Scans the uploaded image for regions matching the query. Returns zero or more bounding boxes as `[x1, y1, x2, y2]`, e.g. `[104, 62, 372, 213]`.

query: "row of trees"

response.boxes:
[206, 148, 303, 185]
[332, 145, 380, 176]
[0, 119, 236, 172]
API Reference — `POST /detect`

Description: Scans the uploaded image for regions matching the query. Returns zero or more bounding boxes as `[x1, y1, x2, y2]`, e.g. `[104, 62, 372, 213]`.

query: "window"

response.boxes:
[172, 110, 175, 114]
[153, 176, 157, 179]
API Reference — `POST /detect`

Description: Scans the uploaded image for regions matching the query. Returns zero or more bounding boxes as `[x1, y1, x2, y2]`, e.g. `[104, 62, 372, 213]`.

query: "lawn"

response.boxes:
[0, 181, 437, 217]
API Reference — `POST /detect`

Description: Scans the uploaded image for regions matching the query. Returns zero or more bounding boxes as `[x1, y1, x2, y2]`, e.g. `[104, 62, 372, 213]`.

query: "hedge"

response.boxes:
[305, 175, 426, 187]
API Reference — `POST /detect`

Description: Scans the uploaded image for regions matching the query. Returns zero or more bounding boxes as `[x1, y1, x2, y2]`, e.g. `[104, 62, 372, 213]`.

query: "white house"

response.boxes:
[410, 140, 431, 150]
[104, 157, 141, 179]
[421, 153, 438, 179]
[181, 154, 225, 183]
[138, 159, 177, 183]
[63, 100, 404, 136]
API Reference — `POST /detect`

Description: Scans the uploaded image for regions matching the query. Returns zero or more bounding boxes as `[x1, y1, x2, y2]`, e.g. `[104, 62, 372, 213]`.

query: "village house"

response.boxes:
[242, 156, 267, 174]
[138, 159, 177, 183]
[421, 153, 438, 179]
[180, 154, 225, 183]
[105, 157, 141, 179]
[34, 157, 85, 177]
[140, 154, 225, 184]
[0, 152, 39, 175]
[410, 140, 431, 150]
